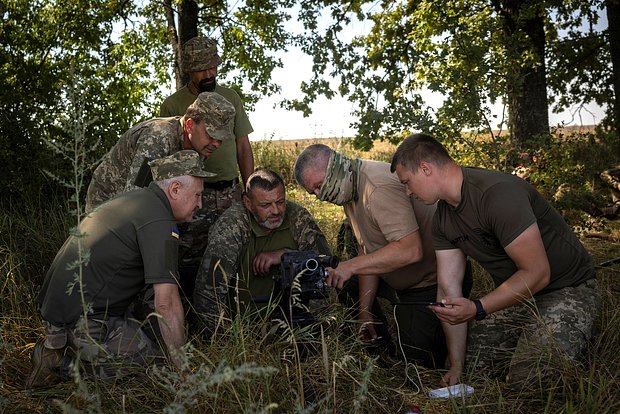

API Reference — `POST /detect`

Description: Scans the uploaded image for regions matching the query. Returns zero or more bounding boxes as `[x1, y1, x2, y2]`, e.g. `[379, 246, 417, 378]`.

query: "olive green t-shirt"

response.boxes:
[37, 183, 180, 326]
[160, 85, 254, 182]
[235, 214, 298, 309]
[432, 167, 594, 294]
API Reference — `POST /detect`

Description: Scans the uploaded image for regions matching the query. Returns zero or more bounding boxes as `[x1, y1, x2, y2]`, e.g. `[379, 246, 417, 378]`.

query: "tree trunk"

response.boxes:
[178, 0, 199, 88]
[163, 0, 182, 90]
[607, 0, 620, 134]
[496, 0, 550, 151]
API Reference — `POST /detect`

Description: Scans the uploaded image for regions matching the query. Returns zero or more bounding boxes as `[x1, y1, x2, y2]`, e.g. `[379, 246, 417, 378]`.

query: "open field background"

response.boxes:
[2, 131, 620, 413]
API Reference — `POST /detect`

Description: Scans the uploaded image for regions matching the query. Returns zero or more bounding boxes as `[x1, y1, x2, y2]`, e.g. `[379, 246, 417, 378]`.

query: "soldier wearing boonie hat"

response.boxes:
[159, 36, 255, 297]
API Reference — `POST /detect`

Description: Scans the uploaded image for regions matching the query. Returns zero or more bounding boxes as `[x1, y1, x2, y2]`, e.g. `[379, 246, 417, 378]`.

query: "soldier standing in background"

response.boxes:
[160, 36, 255, 288]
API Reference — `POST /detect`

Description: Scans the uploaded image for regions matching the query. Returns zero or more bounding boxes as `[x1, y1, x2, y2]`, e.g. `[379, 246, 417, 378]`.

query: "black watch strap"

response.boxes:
[474, 299, 487, 321]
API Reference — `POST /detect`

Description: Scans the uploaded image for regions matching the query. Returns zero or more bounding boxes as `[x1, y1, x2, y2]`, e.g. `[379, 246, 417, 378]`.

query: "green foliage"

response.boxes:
[0, 0, 170, 197]
[2, 134, 620, 412]
[287, 0, 611, 150]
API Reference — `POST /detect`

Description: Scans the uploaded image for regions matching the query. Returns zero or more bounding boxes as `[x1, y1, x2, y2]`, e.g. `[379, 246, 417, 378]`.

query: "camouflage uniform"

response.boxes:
[193, 200, 331, 338]
[85, 117, 185, 213]
[177, 183, 242, 271]
[85, 91, 235, 213]
[466, 278, 600, 386]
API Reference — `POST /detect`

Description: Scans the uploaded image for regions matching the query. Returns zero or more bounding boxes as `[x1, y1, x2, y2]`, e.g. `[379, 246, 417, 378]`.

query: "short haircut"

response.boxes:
[293, 144, 332, 186]
[245, 168, 285, 196]
[154, 175, 195, 190]
[390, 133, 452, 173]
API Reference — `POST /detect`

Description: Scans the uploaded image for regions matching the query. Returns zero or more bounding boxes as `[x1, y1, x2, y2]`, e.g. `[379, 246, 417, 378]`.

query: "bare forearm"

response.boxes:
[155, 295, 185, 366]
[479, 269, 549, 315]
[343, 237, 420, 275]
[236, 135, 254, 184]
[358, 274, 380, 314]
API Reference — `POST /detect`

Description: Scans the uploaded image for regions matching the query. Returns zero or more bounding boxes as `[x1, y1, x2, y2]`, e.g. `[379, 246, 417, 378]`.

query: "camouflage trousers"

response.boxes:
[466, 278, 600, 388]
[178, 183, 242, 267]
[177, 183, 242, 296]
[43, 313, 167, 380]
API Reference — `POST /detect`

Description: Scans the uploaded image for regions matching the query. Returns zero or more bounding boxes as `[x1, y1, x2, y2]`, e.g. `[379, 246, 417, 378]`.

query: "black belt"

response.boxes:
[203, 177, 239, 191]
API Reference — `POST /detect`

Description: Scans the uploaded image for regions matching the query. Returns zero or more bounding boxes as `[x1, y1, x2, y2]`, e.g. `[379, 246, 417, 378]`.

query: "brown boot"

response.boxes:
[25, 338, 64, 389]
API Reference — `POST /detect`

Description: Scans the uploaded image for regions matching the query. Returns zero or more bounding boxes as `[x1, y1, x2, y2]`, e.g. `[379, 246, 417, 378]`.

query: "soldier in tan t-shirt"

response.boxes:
[294, 144, 465, 368]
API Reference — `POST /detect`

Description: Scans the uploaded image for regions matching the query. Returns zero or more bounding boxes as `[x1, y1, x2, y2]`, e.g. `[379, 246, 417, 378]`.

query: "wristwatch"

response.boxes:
[473, 299, 487, 321]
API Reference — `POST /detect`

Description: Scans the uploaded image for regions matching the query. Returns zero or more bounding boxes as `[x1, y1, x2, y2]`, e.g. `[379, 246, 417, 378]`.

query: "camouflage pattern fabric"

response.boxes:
[177, 183, 243, 267]
[182, 37, 222, 72]
[466, 278, 600, 389]
[187, 92, 236, 142]
[67, 314, 167, 379]
[85, 117, 185, 213]
[318, 151, 361, 206]
[149, 150, 215, 180]
[193, 200, 331, 338]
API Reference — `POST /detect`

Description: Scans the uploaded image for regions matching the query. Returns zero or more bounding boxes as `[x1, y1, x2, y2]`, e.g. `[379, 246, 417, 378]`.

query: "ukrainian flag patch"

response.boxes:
[171, 229, 180, 239]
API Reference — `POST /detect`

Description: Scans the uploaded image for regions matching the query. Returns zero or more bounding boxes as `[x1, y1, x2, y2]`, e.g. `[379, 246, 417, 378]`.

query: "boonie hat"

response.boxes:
[148, 150, 217, 181]
[183, 36, 222, 72]
[186, 92, 236, 141]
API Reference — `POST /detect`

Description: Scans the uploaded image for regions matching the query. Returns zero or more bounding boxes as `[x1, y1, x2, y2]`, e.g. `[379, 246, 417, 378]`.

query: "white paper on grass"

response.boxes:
[428, 384, 475, 399]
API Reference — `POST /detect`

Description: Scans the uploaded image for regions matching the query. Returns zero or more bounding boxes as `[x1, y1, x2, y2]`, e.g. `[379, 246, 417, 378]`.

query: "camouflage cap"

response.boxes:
[187, 92, 236, 141]
[148, 150, 217, 181]
[183, 36, 222, 72]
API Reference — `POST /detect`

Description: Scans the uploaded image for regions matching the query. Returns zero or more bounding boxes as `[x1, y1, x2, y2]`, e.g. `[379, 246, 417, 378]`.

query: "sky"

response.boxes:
[245, 48, 607, 141]
[241, 7, 608, 141]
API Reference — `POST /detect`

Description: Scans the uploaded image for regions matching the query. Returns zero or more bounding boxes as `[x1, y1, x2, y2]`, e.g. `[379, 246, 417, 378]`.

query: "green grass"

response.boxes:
[2, 134, 620, 413]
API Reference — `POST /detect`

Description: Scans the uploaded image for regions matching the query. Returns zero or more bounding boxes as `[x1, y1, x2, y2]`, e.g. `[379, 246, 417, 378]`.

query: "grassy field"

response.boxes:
[1, 134, 620, 413]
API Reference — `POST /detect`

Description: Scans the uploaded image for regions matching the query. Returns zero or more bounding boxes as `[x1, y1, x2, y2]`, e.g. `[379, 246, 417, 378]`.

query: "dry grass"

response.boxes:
[2, 135, 620, 413]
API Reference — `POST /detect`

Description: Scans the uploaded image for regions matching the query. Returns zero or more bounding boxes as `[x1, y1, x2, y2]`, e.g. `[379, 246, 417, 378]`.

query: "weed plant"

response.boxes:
[1, 131, 620, 413]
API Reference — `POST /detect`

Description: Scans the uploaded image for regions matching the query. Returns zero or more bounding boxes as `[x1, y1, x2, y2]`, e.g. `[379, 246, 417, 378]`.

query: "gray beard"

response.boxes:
[253, 213, 284, 230]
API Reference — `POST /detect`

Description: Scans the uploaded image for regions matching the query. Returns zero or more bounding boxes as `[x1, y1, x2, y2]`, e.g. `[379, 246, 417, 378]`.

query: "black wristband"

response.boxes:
[474, 299, 487, 321]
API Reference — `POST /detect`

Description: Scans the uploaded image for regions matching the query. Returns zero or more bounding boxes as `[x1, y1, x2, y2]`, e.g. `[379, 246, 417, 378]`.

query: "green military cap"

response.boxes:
[148, 150, 217, 181]
[187, 92, 236, 141]
[182, 36, 222, 72]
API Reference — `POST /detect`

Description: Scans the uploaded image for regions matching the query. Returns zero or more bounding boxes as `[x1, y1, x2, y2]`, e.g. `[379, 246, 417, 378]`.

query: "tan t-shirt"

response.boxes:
[344, 160, 437, 290]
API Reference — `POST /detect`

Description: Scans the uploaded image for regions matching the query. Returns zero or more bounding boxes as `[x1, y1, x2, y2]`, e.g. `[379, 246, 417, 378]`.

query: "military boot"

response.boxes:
[25, 338, 65, 389]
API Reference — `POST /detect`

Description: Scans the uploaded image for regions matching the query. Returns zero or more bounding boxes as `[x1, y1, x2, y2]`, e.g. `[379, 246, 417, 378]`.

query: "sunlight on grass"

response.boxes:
[2, 134, 620, 412]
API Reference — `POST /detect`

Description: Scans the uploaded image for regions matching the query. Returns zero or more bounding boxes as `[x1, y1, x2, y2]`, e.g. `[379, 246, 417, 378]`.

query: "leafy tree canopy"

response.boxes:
[0, 0, 612, 196]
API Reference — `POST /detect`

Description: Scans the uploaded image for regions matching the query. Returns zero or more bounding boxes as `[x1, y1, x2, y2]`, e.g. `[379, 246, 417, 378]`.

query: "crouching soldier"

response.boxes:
[27, 150, 211, 388]
[193, 168, 332, 339]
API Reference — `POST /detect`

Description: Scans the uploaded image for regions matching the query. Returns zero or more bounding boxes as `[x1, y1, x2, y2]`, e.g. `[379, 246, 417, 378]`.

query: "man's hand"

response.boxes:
[442, 365, 462, 386]
[431, 297, 477, 325]
[358, 308, 380, 342]
[252, 249, 284, 277]
[325, 261, 355, 289]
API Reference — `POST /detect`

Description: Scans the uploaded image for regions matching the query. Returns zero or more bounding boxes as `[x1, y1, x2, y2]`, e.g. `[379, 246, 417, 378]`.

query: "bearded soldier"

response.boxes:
[193, 168, 331, 338]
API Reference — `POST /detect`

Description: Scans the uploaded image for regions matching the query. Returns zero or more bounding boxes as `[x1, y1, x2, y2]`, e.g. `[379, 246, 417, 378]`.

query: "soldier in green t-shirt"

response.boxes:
[27, 151, 211, 389]
[391, 133, 600, 391]
[193, 169, 331, 340]
[160, 36, 256, 287]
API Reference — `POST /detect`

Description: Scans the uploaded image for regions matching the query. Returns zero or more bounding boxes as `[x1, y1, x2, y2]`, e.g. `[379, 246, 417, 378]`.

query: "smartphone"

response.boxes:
[397, 301, 445, 307]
